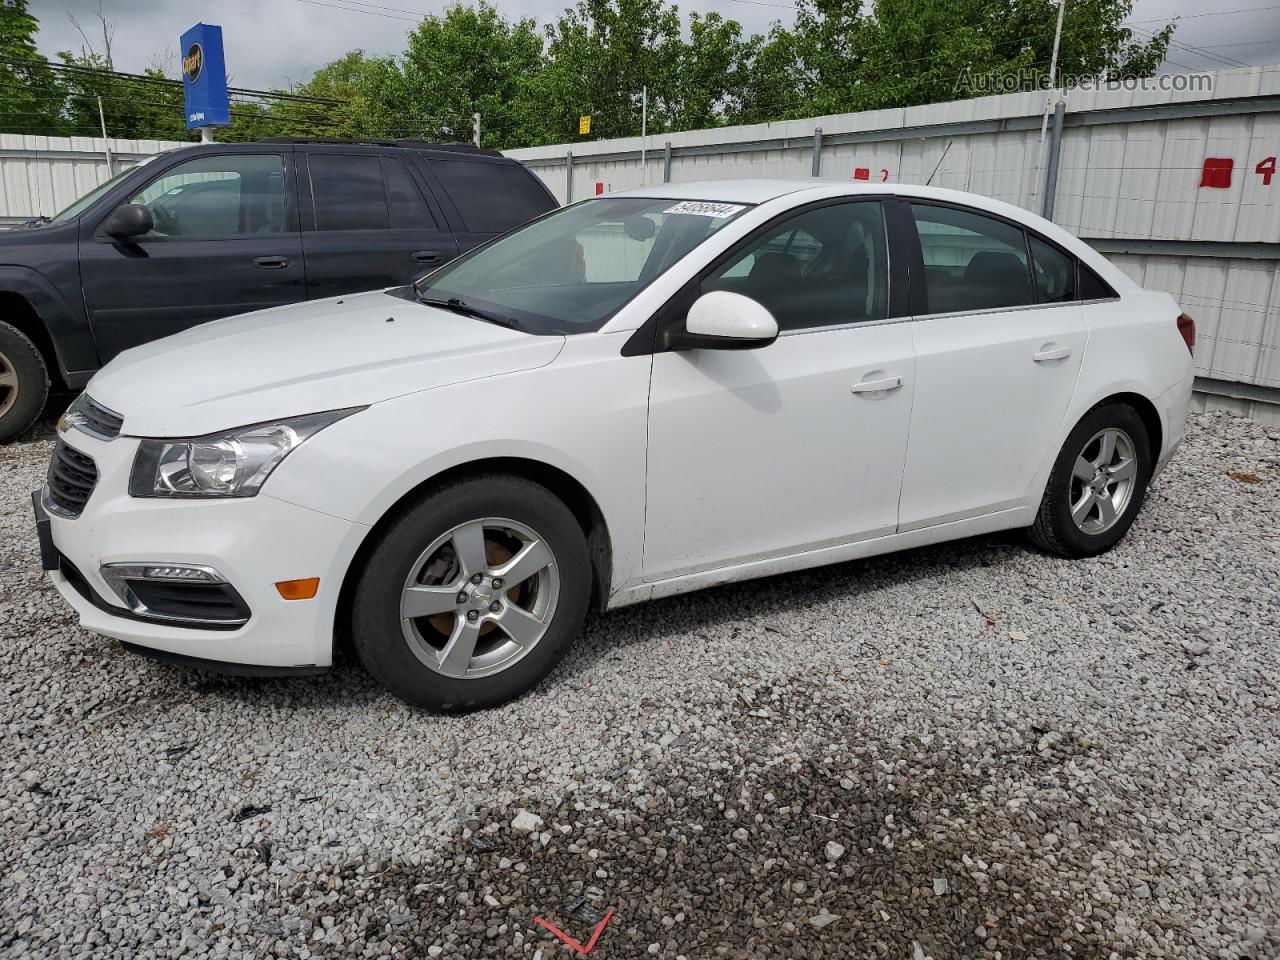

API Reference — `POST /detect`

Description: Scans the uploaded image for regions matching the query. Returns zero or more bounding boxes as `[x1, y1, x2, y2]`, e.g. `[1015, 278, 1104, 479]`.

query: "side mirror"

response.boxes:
[101, 203, 153, 239]
[677, 290, 778, 350]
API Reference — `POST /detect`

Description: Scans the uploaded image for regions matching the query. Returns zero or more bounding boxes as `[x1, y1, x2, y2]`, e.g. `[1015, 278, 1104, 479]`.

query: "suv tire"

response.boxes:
[0, 321, 49, 443]
[352, 475, 591, 711]
[1029, 402, 1152, 558]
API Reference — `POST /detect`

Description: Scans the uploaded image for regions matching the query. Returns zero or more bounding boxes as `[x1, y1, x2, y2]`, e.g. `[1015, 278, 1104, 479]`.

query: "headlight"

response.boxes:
[129, 408, 362, 499]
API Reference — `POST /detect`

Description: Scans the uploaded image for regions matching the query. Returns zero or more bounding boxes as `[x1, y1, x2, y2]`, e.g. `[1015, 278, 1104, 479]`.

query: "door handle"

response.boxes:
[253, 256, 289, 269]
[1033, 345, 1072, 362]
[412, 250, 442, 264]
[850, 375, 903, 394]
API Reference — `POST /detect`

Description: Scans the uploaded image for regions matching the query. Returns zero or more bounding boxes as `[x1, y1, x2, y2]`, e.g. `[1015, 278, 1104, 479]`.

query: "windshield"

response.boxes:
[415, 196, 751, 335]
[48, 153, 167, 224]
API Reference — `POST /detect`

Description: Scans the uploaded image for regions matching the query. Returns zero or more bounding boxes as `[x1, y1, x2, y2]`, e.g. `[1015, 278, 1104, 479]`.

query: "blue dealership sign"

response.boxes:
[180, 23, 230, 129]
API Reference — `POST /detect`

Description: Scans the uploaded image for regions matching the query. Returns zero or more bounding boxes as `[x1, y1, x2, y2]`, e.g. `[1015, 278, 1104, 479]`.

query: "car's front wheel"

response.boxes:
[0, 321, 50, 444]
[1029, 402, 1152, 558]
[351, 475, 591, 711]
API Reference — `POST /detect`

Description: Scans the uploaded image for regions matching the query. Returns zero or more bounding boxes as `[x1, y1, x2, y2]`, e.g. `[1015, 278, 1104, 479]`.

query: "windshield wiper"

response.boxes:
[416, 295, 522, 330]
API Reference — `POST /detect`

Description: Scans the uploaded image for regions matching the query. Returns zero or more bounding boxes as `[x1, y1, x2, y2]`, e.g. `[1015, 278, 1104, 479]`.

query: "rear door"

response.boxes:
[896, 201, 1089, 530]
[78, 149, 305, 362]
[299, 148, 458, 299]
[417, 155, 557, 254]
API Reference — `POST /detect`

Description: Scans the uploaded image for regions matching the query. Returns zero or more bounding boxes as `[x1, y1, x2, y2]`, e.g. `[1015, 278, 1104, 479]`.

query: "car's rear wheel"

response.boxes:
[351, 475, 591, 711]
[0, 321, 50, 444]
[1029, 403, 1152, 558]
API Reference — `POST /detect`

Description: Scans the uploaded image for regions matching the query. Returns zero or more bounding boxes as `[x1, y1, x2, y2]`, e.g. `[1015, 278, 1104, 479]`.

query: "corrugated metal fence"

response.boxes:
[0, 134, 187, 226]
[508, 65, 1280, 421]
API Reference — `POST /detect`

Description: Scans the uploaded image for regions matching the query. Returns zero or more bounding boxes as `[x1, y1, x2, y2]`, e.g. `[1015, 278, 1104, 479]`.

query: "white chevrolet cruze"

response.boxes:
[36, 180, 1195, 710]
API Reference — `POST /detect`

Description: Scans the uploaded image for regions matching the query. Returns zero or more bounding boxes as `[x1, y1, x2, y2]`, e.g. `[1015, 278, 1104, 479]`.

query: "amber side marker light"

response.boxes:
[275, 578, 320, 600]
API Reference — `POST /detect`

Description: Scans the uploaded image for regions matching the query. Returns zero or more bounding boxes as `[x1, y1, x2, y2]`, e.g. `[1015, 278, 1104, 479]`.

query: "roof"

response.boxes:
[617, 179, 834, 204]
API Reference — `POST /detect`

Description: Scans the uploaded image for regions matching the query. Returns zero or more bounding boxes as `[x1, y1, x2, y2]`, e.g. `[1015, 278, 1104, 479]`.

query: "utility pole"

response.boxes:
[640, 86, 648, 186]
[1031, 0, 1067, 208]
[96, 96, 114, 176]
[473, 112, 481, 148]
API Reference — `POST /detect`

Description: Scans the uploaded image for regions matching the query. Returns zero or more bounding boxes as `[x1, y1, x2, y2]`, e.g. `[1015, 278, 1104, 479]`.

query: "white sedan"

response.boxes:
[36, 180, 1195, 710]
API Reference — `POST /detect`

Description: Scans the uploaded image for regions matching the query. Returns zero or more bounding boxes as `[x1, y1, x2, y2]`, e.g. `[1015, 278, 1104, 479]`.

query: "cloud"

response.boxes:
[32, 0, 1279, 92]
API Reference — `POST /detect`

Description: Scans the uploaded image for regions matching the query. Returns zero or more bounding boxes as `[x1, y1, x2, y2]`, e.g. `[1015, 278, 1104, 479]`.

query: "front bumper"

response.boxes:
[41, 428, 368, 670]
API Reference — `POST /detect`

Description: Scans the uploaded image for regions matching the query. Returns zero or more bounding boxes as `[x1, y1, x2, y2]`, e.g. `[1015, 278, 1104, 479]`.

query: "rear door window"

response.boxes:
[309, 154, 389, 231]
[428, 159, 553, 233]
[1028, 235, 1076, 303]
[911, 203, 1033, 314]
[381, 156, 436, 229]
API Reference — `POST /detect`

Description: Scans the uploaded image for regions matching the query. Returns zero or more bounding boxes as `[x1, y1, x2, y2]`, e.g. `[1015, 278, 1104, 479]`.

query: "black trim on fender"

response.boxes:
[121, 642, 328, 677]
[57, 553, 245, 632]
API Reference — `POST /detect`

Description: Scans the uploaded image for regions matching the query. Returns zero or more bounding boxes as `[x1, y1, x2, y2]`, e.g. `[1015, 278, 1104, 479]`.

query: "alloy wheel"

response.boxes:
[1068, 427, 1138, 535]
[399, 518, 559, 679]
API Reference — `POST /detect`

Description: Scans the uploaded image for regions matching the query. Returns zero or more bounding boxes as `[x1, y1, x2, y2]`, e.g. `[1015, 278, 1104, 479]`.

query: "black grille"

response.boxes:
[127, 580, 251, 625]
[78, 395, 124, 439]
[45, 441, 98, 517]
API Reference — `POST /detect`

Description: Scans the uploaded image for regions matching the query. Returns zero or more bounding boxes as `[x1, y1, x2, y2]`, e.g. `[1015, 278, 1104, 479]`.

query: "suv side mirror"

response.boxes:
[101, 203, 153, 239]
[677, 290, 779, 350]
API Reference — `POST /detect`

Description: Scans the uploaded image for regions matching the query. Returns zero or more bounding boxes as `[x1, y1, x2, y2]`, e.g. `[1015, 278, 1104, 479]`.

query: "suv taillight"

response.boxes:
[1176, 312, 1195, 355]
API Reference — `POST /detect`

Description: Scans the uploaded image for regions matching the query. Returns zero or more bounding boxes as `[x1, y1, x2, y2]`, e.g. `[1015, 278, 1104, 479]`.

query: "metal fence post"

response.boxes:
[1041, 101, 1066, 221]
[566, 151, 573, 204]
[811, 127, 823, 177]
[663, 141, 672, 183]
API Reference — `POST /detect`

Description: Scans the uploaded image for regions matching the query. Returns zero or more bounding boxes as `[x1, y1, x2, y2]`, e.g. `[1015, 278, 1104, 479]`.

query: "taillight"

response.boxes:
[1176, 312, 1195, 355]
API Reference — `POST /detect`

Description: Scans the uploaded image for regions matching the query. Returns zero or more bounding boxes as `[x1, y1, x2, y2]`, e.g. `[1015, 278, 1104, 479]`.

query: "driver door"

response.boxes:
[642, 199, 915, 582]
[78, 150, 305, 362]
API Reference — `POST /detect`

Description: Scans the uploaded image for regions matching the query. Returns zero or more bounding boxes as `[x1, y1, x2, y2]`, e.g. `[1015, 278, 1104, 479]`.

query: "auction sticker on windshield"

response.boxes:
[663, 201, 747, 218]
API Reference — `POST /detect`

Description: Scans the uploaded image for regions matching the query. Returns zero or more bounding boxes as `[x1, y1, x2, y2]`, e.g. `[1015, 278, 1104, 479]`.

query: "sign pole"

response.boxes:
[96, 96, 114, 175]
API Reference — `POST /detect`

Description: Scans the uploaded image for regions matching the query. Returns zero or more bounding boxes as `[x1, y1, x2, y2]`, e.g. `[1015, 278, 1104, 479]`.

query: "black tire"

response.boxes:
[351, 475, 591, 712]
[1029, 402, 1152, 558]
[0, 320, 50, 444]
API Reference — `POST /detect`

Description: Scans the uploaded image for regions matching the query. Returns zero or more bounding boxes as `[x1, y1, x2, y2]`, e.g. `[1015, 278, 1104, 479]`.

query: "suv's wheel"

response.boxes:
[352, 475, 591, 711]
[0, 321, 50, 443]
[1029, 403, 1152, 558]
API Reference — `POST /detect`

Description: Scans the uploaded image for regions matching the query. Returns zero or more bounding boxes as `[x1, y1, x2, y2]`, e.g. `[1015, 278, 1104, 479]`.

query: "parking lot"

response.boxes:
[1, 409, 1277, 959]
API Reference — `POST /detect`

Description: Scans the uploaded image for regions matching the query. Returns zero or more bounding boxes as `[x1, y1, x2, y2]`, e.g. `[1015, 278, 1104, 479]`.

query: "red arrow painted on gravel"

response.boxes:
[532, 907, 616, 955]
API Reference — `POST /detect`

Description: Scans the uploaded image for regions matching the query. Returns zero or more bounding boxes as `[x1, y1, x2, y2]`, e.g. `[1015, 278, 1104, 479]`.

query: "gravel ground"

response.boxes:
[2, 410, 1278, 960]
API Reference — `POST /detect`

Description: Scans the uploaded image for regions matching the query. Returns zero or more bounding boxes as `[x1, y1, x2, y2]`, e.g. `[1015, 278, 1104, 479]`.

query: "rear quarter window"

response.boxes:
[427, 159, 554, 233]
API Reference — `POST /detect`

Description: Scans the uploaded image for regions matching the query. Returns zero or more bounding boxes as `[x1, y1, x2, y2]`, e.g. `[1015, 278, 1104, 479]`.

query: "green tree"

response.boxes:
[0, 0, 65, 136]
[536, 0, 685, 143]
[785, 0, 1175, 117]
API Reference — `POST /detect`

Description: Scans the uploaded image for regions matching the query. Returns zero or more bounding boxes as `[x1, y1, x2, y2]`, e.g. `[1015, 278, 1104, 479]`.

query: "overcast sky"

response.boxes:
[29, 0, 1280, 91]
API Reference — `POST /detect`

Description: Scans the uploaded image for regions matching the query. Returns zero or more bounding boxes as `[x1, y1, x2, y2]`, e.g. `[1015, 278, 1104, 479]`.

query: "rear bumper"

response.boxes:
[1153, 371, 1194, 479]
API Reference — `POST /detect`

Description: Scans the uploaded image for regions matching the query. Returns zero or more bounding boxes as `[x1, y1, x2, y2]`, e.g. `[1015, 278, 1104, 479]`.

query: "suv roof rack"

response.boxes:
[255, 137, 503, 157]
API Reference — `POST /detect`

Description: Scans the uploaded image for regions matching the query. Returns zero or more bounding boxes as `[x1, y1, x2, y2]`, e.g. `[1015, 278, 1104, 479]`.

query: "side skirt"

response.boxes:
[607, 506, 1033, 609]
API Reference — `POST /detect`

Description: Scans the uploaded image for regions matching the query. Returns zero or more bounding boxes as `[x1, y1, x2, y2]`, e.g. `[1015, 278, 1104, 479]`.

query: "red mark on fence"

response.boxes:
[1256, 156, 1276, 186]
[880, 168, 890, 182]
[594, 181, 604, 195]
[1199, 157, 1233, 188]
[532, 908, 616, 955]
[853, 167, 870, 181]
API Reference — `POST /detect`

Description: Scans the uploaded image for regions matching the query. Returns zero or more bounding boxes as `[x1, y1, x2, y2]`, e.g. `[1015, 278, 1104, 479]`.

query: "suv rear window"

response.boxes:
[427, 159, 552, 233]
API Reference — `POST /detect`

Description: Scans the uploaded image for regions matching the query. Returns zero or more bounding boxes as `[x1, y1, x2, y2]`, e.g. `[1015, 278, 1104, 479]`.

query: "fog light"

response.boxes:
[275, 578, 320, 600]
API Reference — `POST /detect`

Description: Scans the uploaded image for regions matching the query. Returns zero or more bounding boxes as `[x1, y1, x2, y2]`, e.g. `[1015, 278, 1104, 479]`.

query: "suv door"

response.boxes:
[418, 156, 557, 254]
[896, 201, 1090, 530]
[78, 150, 304, 362]
[642, 199, 915, 582]
[299, 150, 458, 299]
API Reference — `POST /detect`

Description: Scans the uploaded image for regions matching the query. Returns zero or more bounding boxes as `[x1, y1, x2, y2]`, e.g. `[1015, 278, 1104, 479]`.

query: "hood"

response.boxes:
[88, 290, 565, 437]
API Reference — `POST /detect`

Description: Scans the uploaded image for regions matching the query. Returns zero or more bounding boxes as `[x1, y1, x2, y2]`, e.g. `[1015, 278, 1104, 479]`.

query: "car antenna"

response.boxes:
[925, 141, 953, 187]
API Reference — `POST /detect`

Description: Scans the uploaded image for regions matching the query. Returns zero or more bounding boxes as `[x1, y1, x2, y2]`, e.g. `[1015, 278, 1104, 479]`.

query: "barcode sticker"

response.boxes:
[662, 201, 747, 218]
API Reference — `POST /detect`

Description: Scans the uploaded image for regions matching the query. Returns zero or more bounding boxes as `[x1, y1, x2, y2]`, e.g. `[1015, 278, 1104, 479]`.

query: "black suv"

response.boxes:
[0, 138, 557, 441]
